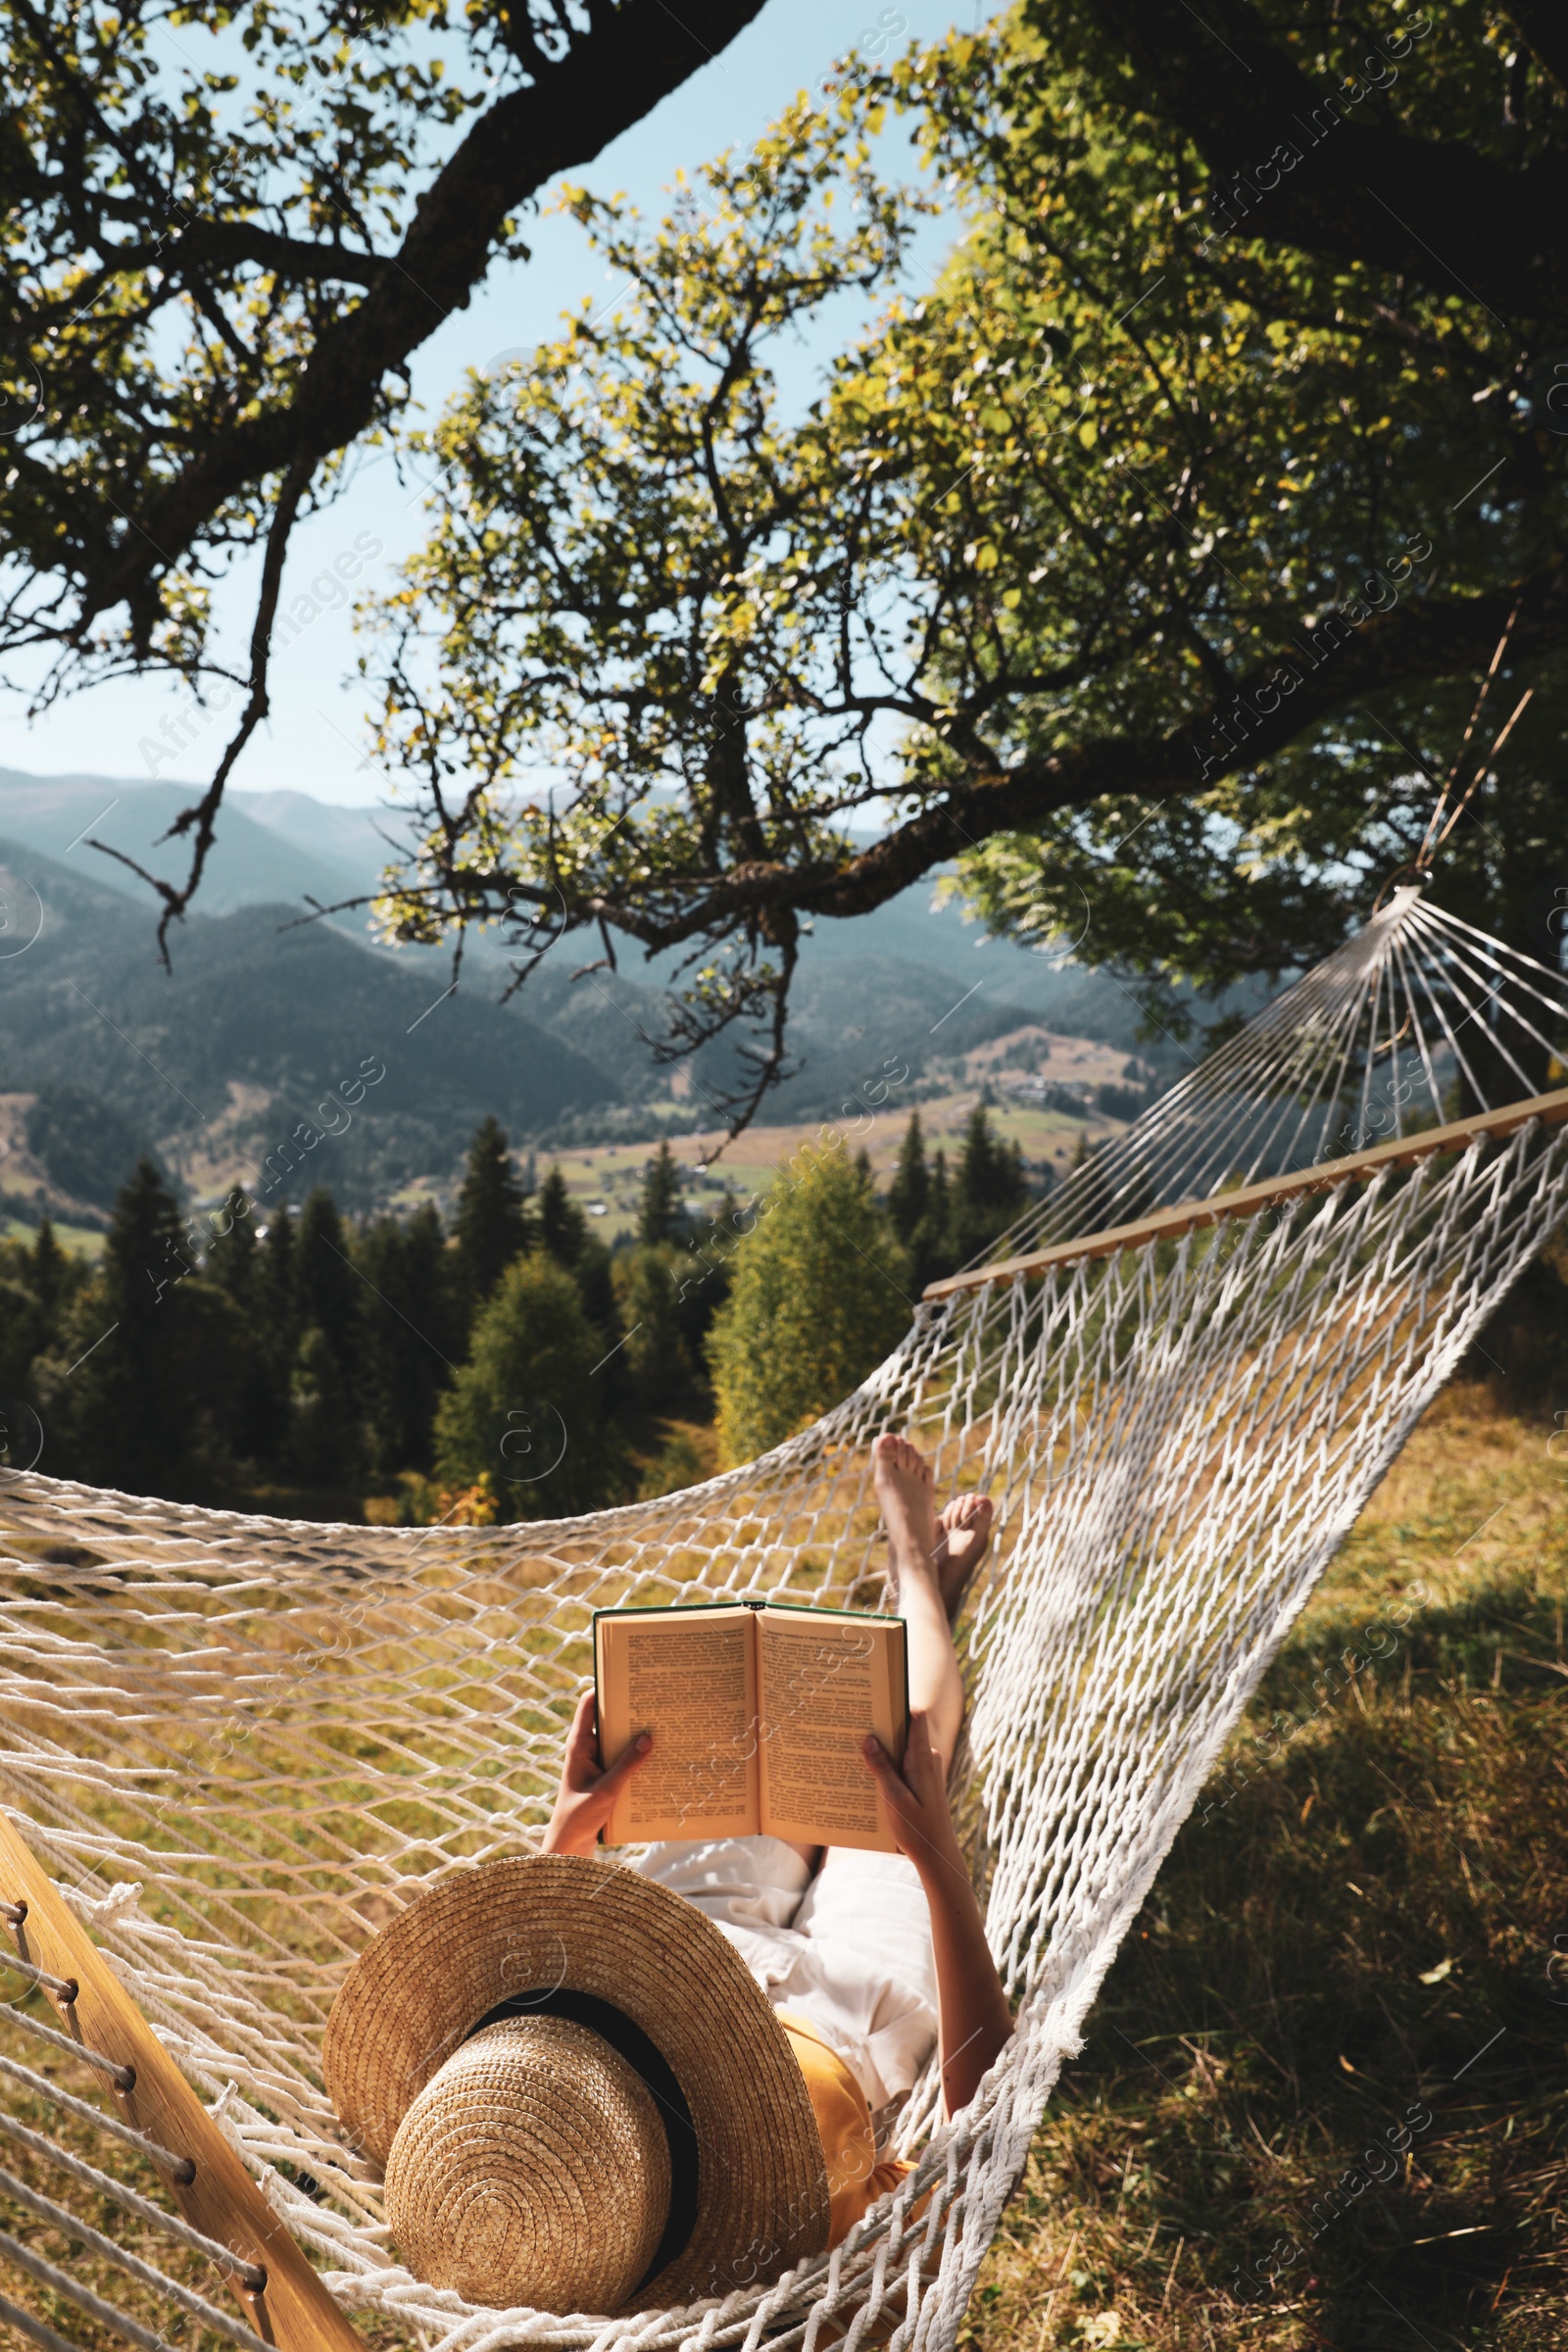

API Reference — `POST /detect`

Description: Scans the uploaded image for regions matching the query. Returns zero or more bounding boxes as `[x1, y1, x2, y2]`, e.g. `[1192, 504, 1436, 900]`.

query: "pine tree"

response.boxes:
[203, 1206, 281, 1479]
[28, 1219, 65, 1338]
[205, 1200, 257, 1306]
[54, 1160, 242, 1496]
[356, 1204, 459, 1479]
[636, 1140, 686, 1247]
[907, 1146, 954, 1294]
[455, 1117, 530, 1309]
[295, 1189, 362, 1389]
[249, 1205, 299, 1474]
[949, 1105, 1029, 1264]
[612, 1246, 693, 1409]
[887, 1114, 929, 1244]
[292, 1188, 365, 1482]
[853, 1147, 873, 1193]
[536, 1166, 587, 1265]
[707, 1143, 911, 1464]
[260, 1205, 299, 1359]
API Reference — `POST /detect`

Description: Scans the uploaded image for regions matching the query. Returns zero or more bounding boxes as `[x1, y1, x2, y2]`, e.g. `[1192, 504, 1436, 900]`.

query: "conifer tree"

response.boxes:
[907, 1145, 955, 1296]
[613, 1247, 692, 1410]
[291, 1189, 365, 1483]
[51, 1160, 241, 1496]
[526, 1166, 623, 1390]
[636, 1140, 687, 1247]
[887, 1115, 929, 1244]
[356, 1203, 459, 1479]
[455, 1118, 530, 1310]
[536, 1166, 588, 1266]
[295, 1190, 362, 1390]
[203, 1207, 282, 1480]
[247, 1205, 299, 1475]
[949, 1105, 1029, 1264]
[260, 1205, 299, 1362]
[28, 1220, 65, 1339]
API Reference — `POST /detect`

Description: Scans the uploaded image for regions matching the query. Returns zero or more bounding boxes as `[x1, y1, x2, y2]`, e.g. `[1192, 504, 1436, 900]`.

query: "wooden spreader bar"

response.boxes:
[0, 1809, 365, 2352]
[923, 1083, 1568, 1301]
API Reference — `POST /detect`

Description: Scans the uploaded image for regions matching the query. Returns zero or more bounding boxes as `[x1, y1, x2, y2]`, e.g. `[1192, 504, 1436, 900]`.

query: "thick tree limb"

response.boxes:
[1092, 0, 1568, 319]
[581, 567, 1568, 944]
[1506, 2, 1568, 93]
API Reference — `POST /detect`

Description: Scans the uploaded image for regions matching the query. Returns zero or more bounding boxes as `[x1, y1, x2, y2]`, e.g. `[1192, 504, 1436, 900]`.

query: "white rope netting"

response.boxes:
[0, 882, 1564, 2352]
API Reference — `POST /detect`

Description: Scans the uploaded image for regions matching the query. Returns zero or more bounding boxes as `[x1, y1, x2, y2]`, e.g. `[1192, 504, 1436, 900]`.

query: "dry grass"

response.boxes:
[963, 1382, 1568, 2352]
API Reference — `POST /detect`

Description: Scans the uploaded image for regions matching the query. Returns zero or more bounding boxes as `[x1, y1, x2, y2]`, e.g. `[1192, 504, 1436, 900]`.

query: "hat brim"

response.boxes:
[322, 1855, 829, 2312]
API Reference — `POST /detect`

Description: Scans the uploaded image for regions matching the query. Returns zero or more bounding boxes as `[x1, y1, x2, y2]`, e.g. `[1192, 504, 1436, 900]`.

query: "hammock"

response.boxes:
[0, 881, 1565, 2352]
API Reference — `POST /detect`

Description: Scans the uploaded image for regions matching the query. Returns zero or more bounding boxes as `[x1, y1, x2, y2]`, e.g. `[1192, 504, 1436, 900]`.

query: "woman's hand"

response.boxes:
[860, 1711, 964, 1884]
[541, 1690, 654, 1857]
[864, 1709, 1013, 2117]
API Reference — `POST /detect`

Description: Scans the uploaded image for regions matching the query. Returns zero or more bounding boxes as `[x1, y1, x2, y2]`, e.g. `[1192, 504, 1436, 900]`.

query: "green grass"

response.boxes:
[0, 1219, 104, 1258]
[965, 1383, 1568, 2352]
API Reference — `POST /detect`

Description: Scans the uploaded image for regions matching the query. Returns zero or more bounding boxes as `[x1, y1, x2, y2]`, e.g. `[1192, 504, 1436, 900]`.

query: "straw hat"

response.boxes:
[323, 1856, 829, 2316]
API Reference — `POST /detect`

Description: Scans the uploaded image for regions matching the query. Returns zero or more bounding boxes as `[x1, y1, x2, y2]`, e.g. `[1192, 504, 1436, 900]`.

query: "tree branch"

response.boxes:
[1094, 0, 1568, 319]
[83, 0, 771, 631]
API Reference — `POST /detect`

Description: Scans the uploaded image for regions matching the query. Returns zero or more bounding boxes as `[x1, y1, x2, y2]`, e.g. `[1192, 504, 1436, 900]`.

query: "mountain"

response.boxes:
[0, 763, 1240, 1217]
[0, 763, 1187, 1047]
[0, 839, 613, 1217]
[0, 768, 375, 930]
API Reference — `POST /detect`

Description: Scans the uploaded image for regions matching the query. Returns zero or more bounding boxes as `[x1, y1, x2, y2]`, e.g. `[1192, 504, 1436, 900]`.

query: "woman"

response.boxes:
[542, 1432, 1014, 2246]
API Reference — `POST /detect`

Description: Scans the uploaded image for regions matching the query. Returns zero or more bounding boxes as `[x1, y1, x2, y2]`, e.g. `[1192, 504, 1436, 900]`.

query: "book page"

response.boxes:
[596, 1607, 760, 1844]
[756, 1609, 907, 1853]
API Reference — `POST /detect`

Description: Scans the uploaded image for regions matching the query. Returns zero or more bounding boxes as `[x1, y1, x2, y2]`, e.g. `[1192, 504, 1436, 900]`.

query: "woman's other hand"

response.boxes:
[863, 1708, 1013, 2116]
[541, 1690, 653, 1857]
[860, 1710, 964, 1883]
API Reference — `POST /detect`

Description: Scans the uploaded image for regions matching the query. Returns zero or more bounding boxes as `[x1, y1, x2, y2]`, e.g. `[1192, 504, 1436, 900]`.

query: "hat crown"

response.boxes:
[384, 2016, 671, 2316]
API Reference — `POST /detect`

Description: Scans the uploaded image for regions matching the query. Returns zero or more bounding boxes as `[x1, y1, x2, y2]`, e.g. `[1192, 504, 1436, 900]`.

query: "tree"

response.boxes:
[612, 1247, 695, 1410]
[1, 0, 779, 949]
[203, 1202, 290, 1479]
[358, 5, 1568, 1131]
[637, 1142, 687, 1248]
[707, 1144, 911, 1463]
[0, 1273, 35, 1412]
[908, 1148, 954, 1298]
[536, 1167, 588, 1267]
[433, 1254, 624, 1519]
[455, 1118, 530, 1313]
[356, 1204, 461, 1481]
[249, 1204, 300, 1474]
[888, 1114, 930, 1246]
[44, 1160, 242, 1496]
[28, 1221, 66, 1344]
[949, 1106, 1030, 1265]
[531, 1164, 622, 1390]
[295, 1190, 362, 1388]
[292, 1188, 365, 1482]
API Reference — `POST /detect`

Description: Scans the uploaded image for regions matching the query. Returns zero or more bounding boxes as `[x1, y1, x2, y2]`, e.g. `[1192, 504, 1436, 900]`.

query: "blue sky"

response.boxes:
[2, 0, 997, 808]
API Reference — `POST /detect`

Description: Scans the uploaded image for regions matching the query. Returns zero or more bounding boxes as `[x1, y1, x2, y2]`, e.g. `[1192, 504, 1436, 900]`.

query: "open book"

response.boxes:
[594, 1601, 908, 1853]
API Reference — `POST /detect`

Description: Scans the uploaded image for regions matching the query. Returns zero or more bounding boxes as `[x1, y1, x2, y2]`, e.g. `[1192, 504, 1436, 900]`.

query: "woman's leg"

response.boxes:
[871, 1434, 991, 1777]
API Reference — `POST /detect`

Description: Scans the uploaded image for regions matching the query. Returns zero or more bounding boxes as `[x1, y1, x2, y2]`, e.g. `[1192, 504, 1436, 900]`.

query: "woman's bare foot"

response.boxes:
[873, 1432, 938, 1603]
[932, 1494, 994, 1624]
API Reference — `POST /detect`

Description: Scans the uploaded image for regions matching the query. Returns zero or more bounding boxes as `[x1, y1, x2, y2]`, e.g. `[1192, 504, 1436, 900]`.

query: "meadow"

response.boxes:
[0, 1379, 1561, 2352]
[965, 1383, 1568, 2352]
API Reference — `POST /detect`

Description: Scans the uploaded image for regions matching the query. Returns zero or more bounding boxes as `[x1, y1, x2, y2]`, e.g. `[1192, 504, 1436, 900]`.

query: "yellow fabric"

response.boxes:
[776, 2010, 915, 2248]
